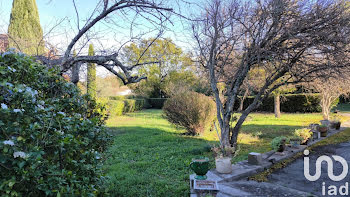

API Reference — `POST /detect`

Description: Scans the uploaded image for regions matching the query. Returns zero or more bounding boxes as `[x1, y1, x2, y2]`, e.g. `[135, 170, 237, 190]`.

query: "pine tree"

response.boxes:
[87, 44, 96, 98]
[8, 0, 45, 55]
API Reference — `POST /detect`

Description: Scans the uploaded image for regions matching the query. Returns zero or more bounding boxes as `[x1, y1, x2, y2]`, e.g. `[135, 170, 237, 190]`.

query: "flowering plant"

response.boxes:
[0, 52, 110, 196]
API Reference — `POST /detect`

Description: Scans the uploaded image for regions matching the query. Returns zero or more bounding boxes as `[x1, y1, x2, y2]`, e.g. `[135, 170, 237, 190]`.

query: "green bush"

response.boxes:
[236, 94, 335, 113]
[105, 98, 146, 115]
[123, 99, 136, 112]
[148, 98, 167, 109]
[0, 52, 110, 196]
[163, 92, 216, 135]
[109, 95, 125, 100]
[271, 136, 287, 151]
[107, 100, 125, 116]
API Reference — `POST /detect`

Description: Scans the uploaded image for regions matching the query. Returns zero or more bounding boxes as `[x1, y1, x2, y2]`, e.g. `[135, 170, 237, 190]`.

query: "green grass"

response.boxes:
[104, 109, 349, 196]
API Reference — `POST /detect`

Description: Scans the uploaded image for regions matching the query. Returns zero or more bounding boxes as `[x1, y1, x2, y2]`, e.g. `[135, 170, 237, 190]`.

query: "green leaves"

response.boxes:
[0, 52, 110, 196]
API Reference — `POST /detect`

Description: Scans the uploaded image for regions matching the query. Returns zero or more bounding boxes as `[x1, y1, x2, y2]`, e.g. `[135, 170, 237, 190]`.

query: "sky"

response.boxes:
[0, 0, 200, 77]
[0, 0, 198, 53]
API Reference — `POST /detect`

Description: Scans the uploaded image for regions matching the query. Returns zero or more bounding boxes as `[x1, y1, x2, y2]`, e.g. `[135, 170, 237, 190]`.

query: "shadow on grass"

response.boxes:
[104, 123, 306, 196]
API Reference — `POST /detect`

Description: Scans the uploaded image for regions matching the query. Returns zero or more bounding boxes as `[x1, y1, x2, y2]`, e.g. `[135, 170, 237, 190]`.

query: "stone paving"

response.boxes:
[190, 118, 350, 197]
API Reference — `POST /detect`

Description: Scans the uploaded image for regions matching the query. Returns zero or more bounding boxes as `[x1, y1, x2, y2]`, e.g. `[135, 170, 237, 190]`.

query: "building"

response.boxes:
[0, 34, 9, 52]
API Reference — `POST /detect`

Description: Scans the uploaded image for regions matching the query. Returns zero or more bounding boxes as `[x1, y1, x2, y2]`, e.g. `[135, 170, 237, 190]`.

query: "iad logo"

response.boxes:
[304, 149, 349, 196]
[303, 149, 348, 181]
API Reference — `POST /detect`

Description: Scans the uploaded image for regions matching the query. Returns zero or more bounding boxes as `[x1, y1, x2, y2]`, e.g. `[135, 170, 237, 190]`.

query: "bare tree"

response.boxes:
[35, 0, 175, 85]
[192, 0, 350, 147]
[308, 75, 350, 120]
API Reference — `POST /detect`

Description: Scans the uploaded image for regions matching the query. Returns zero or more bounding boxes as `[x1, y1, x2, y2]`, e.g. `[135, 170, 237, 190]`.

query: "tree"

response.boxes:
[192, 0, 350, 147]
[35, 0, 174, 87]
[272, 84, 295, 118]
[123, 38, 193, 97]
[8, 0, 45, 55]
[71, 50, 81, 85]
[87, 44, 96, 98]
[309, 76, 350, 120]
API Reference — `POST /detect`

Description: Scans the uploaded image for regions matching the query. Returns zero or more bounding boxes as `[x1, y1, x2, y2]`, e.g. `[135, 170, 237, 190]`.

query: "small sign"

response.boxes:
[193, 179, 219, 191]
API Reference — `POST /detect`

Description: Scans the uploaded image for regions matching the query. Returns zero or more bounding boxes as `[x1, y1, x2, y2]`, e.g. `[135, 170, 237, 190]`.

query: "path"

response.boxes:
[214, 115, 350, 197]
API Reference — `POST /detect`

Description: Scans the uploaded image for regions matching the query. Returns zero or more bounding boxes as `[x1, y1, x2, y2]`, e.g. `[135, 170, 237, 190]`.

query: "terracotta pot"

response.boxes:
[215, 157, 232, 174]
[318, 126, 328, 133]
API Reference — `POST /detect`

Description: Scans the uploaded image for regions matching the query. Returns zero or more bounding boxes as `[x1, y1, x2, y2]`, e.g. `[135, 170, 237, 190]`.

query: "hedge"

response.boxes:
[108, 94, 332, 113]
[104, 98, 147, 116]
[147, 98, 167, 109]
[237, 93, 339, 113]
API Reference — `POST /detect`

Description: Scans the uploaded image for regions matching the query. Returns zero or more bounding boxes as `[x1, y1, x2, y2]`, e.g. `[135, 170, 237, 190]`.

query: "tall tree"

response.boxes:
[87, 44, 96, 98]
[123, 38, 193, 97]
[8, 0, 45, 55]
[193, 0, 350, 147]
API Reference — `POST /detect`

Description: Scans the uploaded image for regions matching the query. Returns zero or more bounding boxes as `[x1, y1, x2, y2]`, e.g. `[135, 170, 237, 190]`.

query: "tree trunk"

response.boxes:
[71, 62, 81, 85]
[274, 93, 281, 118]
[239, 88, 249, 112]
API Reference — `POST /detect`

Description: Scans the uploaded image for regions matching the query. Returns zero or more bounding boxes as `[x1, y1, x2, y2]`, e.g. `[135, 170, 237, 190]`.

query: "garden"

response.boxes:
[1, 0, 350, 196]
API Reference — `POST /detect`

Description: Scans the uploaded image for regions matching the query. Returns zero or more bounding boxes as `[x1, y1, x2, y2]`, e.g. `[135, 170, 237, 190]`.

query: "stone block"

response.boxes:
[248, 152, 263, 165]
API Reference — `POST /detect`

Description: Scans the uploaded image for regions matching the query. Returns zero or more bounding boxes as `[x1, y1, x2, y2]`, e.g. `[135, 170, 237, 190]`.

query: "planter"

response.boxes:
[318, 126, 328, 133]
[277, 143, 286, 152]
[312, 131, 320, 140]
[190, 157, 209, 180]
[320, 120, 330, 126]
[309, 123, 319, 131]
[331, 122, 341, 130]
[290, 139, 301, 148]
[215, 157, 232, 174]
[320, 131, 328, 137]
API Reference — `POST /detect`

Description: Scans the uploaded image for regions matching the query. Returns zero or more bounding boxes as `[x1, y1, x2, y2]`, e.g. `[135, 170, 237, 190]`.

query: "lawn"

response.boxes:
[104, 109, 349, 196]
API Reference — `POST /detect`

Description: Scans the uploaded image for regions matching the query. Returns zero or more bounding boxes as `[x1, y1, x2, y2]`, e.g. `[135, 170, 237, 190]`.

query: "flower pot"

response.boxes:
[333, 122, 341, 130]
[318, 126, 328, 133]
[320, 131, 328, 137]
[215, 157, 232, 174]
[190, 157, 209, 180]
[320, 120, 330, 126]
[277, 143, 286, 152]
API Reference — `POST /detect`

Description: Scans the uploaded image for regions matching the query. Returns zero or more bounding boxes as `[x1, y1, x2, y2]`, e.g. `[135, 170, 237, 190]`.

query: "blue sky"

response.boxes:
[0, 0, 199, 77]
[0, 0, 198, 52]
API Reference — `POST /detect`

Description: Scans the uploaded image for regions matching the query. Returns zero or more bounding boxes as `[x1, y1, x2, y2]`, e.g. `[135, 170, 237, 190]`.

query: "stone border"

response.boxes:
[190, 127, 346, 196]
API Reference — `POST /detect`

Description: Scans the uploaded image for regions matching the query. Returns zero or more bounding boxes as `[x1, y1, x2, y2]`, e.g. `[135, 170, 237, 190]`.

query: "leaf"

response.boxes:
[8, 181, 15, 188]
[18, 161, 25, 169]
[57, 192, 61, 197]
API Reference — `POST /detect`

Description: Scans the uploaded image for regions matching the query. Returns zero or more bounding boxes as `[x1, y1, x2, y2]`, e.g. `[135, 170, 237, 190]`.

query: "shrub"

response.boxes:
[236, 94, 331, 113]
[148, 98, 167, 109]
[105, 98, 146, 115]
[107, 100, 125, 116]
[294, 128, 313, 143]
[271, 136, 287, 151]
[109, 95, 125, 100]
[0, 52, 110, 196]
[163, 91, 216, 135]
[123, 99, 136, 112]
